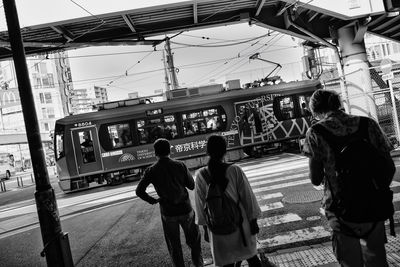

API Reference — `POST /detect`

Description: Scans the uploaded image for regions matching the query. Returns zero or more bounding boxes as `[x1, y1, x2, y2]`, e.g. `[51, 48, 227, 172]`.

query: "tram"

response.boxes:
[54, 79, 321, 192]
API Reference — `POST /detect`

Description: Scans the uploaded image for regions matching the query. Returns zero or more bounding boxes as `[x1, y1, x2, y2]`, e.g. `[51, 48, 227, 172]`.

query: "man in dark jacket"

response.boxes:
[136, 138, 203, 267]
[303, 89, 395, 267]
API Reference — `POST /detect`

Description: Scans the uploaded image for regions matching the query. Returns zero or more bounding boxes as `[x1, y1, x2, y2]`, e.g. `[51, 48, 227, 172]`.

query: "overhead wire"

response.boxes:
[192, 33, 285, 85]
[4, 0, 107, 85]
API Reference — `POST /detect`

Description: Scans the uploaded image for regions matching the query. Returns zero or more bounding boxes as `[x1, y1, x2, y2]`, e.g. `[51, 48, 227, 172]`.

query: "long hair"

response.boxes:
[207, 135, 228, 187]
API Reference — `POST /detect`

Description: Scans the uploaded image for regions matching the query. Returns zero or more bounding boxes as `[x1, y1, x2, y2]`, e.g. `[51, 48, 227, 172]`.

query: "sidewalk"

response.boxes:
[230, 225, 400, 267]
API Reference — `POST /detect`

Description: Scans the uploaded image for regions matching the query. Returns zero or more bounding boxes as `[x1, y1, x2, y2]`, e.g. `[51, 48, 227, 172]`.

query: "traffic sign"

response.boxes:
[380, 58, 393, 74]
[382, 72, 394, 81]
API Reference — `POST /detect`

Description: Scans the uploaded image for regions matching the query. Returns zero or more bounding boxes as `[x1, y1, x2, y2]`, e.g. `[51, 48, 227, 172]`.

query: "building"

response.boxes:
[0, 52, 73, 167]
[71, 85, 108, 114]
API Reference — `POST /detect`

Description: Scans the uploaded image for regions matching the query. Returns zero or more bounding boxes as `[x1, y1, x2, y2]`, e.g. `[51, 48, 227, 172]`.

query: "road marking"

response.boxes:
[257, 226, 331, 249]
[246, 168, 308, 183]
[249, 173, 308, 187]
[258, 213, 302, 227]
[245, 161, 308, 176]
[260, 202, 284, 212]
[253, 179, 309, 193]
[256, 192, 283, 201]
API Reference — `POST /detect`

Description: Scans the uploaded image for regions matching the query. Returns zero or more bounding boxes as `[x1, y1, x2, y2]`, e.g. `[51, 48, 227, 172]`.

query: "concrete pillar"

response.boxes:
[337, 25, 377, 119]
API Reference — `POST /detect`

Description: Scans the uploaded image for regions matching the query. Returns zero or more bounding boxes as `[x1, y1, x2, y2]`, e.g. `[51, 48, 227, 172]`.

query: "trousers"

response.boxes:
[161, 210, 203, 267]
[329, 218, 388, 267]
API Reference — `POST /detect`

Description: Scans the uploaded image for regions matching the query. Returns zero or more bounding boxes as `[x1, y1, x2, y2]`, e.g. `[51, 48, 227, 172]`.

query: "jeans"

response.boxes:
[329, 218, 388, 267]
[161, 210, 203, 267]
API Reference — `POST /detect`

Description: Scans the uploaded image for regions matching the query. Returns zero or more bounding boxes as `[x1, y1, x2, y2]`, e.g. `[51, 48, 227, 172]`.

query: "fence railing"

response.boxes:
[323, 63, 400, 147]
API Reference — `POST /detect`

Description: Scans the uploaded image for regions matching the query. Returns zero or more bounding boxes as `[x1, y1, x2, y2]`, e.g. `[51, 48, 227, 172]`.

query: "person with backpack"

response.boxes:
[194, 135, 262, 267]
[303, 89, 396, 267]
[135, 138, 203, 267]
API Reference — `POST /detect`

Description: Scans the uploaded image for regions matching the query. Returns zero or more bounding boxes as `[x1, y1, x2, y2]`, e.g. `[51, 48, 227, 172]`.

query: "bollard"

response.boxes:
[0, 179, 5, 192]
[31, 173, 34, 184]
[17, 176, 24, 187]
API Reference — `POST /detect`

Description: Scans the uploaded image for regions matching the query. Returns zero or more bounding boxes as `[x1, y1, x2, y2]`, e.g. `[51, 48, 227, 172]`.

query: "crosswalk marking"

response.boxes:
[246, 168, 308, 183]
[258, 213, 302, 227]
[253, 179, 309, 193]
[240, 156, 304, 171]
[257, 226, 331, 249]
[260, 202, 284, 212]
[256, 192, 283, 201]
[249, 173, 307, 187]
[245, 161, 308, 176]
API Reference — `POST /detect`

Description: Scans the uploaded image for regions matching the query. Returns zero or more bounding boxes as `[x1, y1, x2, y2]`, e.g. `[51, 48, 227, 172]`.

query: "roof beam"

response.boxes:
[368, 14, 388, 28]
[0, 40, 161, 49]
[382, 23, 400, 35]
[122, 14, 136, 33]
[255, 0, 266, 16]
[308, 12, 319, 23]
[373, 15, 400, 32]
[50, 26, 74, 42]
[193, 1, 198, 24]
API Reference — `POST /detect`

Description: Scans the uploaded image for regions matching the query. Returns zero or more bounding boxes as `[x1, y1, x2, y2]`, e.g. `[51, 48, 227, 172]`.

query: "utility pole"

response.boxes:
[3, 1, 73, 266]
[162, 50, 171, 92]
[165, 37, 179, 89]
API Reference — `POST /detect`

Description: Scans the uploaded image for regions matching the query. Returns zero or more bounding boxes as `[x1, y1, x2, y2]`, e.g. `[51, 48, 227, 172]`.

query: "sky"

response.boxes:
[1, 0, 306, 101]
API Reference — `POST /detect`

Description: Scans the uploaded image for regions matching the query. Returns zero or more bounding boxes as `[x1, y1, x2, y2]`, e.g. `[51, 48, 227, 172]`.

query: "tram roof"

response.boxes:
[0, 1, 397, 60]
[56, 79, 321, 124]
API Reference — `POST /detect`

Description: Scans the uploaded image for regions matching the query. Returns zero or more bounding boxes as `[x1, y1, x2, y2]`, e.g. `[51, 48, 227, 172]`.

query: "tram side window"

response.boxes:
[79, 131, 95, 164]
[55, 132, 64, 159]
[279, 96, 295, 120]
[299, 95, 312, 117]
[107, 123, 133, 149]
[137, 115, 178, 144]
[182, 108, 224, 137]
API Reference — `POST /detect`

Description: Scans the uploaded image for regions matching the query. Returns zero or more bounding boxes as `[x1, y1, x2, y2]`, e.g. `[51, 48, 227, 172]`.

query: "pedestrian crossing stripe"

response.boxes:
[253, 179, 309, 193]
[258, 213, 302, 227]
[256, 192, 283, 201]
[249, 173, 308, 187]
[257, 226, 331, 250]
[260, 202, 284, 212]
[240, 156, 304, 171]
[247, 168, 309, 183]
[244, 161, 308, 176]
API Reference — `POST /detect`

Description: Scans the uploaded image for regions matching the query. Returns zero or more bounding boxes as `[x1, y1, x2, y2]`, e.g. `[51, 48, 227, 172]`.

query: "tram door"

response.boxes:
[71, 127, 103, 174]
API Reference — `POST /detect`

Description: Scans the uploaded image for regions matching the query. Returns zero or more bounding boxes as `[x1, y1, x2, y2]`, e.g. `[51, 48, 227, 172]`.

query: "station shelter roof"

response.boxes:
[0, 0, 398, 60]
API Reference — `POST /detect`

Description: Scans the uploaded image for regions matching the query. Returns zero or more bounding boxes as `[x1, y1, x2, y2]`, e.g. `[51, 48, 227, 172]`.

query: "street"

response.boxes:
[1, 153, 400, 266]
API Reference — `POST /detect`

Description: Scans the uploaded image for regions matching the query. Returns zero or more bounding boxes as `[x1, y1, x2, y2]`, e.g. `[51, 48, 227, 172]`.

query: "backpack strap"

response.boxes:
[200, 167, 211, 185]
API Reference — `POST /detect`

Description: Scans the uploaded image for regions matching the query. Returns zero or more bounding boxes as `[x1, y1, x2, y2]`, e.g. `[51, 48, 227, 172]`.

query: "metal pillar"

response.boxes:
[337, 26, 377, 120]
[2, 1, 73, 266]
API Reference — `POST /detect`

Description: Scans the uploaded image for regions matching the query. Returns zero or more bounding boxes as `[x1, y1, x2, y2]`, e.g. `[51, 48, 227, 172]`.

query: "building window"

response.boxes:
[40, 62, 47, 74]
[45, 92, 52, 103]
[42, 107, 47, 119]
[44, 122, 49, 131]
[393, 43, 400, 54]
[42, 74, 54, 88]
[39, 93, 45, 104]
[47, 107, 55, 118]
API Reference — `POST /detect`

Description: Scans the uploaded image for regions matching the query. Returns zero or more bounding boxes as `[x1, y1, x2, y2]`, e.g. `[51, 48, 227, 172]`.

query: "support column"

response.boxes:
[337, 25, 377, 119]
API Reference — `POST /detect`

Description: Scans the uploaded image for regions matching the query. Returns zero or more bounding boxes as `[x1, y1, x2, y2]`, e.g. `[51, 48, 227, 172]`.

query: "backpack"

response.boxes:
[200, 167, 246, 242]
[312, 117, 396, 235]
